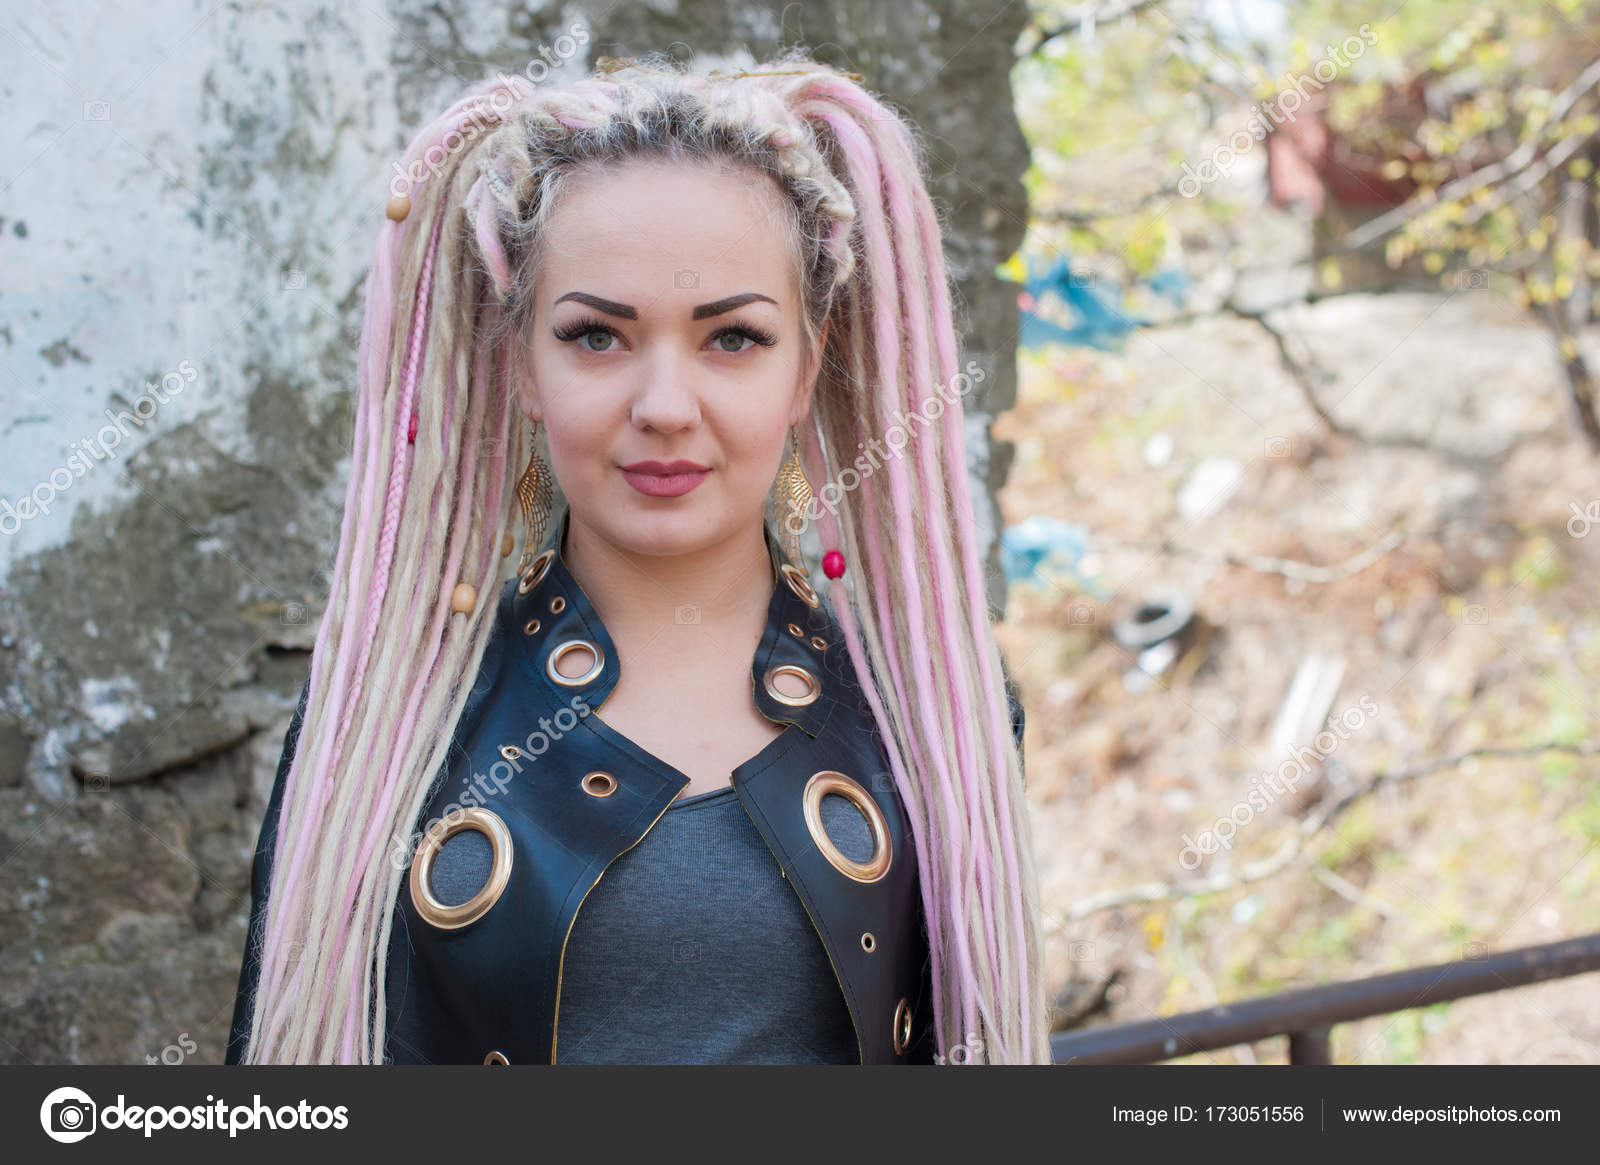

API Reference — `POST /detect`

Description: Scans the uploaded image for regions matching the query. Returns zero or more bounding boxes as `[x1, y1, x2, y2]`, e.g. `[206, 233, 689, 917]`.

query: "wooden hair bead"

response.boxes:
[451, 582, 477, 614]
[386, 194, 411, 222]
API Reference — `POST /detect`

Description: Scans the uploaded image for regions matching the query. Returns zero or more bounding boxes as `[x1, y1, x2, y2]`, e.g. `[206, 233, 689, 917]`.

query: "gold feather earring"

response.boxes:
[515, 420, 553, 573]
[773, 426, 812, 569]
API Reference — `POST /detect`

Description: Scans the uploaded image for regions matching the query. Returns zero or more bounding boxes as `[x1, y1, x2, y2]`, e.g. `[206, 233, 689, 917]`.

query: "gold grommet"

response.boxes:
[484, 1050, 509, 1065]
[861, 932, 876, 953]
[547, 639, 604, 686]
[582, 770, 617, 797]
[518, 548, 555, 594]
[500, 744, 522, 761]
[802, 771, 892, 883]
[524, 617, 541, 635]
[407, 807, 514, 930]
[787, 622, 805, 638]
[780, 563, 820, 608]
[810, 636, 827, 651]
[892, 998, 913, 1054]
[549, 595, 566, 614]
[764, 663, 820, 708]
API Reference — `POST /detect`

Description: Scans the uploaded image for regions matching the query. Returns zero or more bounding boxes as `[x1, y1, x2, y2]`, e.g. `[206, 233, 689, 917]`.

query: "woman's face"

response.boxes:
[521, 159, 823, 560]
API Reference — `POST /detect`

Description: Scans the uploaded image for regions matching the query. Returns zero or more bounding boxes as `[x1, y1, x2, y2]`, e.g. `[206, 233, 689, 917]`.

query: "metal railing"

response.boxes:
[1050, 931, 1600, 1064]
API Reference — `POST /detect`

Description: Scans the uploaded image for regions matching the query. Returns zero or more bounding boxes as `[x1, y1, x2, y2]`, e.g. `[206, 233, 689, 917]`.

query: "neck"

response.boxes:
[559, 511, 779, 656]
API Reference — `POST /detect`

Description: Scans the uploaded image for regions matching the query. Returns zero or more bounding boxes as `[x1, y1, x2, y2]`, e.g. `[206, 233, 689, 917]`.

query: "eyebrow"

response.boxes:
[552, 291, 779, 320]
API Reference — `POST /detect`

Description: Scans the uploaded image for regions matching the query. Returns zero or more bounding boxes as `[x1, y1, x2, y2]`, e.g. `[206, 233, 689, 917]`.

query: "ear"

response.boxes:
[792, 318, 828, 424]
[514, 362, 543, 425]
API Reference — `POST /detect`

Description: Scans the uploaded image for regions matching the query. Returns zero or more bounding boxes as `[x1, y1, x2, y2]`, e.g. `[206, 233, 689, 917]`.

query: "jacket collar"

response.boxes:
[504, 509, 840, 737]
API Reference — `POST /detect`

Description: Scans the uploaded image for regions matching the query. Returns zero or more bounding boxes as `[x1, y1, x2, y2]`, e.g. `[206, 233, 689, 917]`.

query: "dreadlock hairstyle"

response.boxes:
[238, 49, 1050, 1064]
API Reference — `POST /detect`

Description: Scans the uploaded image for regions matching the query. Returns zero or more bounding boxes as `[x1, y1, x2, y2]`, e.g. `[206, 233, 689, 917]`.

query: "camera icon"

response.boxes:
[281, 601, 307, 625]
[1463, 940, 1488, 961]
[1068, 269, 1098, 288]
[674, 604, 700, 625]
[83, 101, 109, 121]
[40, 1087, 97, 1143]
[674, 268, 699, 290]
[1462, 604, 1488, 625]
[84, 773, 109, 793]
[480, 437, 505, 459]
[1069, 940, 1096, 962]
[1067, 602, 1096, 625]
[1463, 268, 1488, 290]
[673, 939, 700, 963]
[282, 269, 307, 290]
[1264, 435, 1292, 459]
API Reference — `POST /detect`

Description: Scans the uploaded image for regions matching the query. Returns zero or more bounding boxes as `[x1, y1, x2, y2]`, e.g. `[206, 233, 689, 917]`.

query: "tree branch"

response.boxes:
[1049, 740, 1600, 925]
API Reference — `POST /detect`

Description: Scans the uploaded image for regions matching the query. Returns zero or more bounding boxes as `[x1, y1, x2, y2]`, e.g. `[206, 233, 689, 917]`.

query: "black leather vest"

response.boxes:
[229, 510, 1028, 1065]
[383, 511, 932, 1064]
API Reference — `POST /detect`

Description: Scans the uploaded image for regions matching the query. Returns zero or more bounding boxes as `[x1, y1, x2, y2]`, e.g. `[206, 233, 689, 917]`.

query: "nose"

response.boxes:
[628, 347, 701, 434]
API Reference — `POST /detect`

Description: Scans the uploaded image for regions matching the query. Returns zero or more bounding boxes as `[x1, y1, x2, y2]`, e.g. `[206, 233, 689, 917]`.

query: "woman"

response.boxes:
[225, 51, 1047, 1065]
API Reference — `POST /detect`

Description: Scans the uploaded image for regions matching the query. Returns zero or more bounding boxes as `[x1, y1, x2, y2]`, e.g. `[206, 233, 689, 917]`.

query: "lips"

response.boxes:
[619, 460, 710, 498]
[620, 460, 711, 475]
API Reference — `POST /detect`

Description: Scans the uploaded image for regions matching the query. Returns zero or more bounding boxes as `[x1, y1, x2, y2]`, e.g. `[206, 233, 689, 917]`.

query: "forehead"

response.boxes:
[538, 160, 798, 305]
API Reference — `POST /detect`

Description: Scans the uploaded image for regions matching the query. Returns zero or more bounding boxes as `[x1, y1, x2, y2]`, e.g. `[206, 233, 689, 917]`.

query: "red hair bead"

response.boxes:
[822, 549, 846, 579]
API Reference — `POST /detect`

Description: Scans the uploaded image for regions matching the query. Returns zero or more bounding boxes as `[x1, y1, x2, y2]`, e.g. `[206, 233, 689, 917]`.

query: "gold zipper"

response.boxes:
[549, 794, 679, 1064]
[734, 794, 866, 1065]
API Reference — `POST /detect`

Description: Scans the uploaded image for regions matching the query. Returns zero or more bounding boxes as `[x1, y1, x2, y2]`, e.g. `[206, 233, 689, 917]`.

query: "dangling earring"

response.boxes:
[515, 420, 553, 573]
[773, 426, 812, 570]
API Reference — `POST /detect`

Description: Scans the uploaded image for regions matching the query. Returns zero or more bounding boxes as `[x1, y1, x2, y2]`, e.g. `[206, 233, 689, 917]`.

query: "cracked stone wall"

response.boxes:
[0, 0, 1028, 1064]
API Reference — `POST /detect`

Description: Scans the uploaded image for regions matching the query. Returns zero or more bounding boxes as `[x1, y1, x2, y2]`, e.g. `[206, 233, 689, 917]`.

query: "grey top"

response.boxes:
[427, 784, 877, 1064]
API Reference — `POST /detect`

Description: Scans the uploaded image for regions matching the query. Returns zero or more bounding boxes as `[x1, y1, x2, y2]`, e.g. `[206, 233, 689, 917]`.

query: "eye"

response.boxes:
[552, 315, 621, 353]
[708, 324, 779, 354]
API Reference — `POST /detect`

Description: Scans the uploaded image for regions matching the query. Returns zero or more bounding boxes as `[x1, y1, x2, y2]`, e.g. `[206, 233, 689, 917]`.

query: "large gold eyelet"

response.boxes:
[779, 563, 819, 608]
[582, 770, 617, 798]
[518, 549, 555, 594]
[549, 595, 566, 614]
[547, 639, 604, 687]
[892, 998, 913, 1054]
[764, 663, 820, 708]
[787, 622, 805, 638]
[483, 1050, 509, 1065]
[524, 617, 541, 636]
[408, 807, 513, 930]
[802, 771, 892, 883]
[809, 636, 828, 651]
